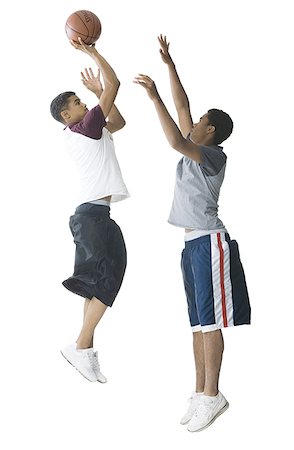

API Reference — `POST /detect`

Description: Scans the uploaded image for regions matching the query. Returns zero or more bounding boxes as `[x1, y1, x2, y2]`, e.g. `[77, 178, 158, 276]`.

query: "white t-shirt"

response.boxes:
[63, 105, 130, 204]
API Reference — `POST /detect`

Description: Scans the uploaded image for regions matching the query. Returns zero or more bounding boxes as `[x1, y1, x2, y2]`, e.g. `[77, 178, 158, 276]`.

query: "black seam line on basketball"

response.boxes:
[90, 11, 99, 38]
[76, 11, 91, 36]
[65, 25, 97, 40]
[89, 11, 96, 37]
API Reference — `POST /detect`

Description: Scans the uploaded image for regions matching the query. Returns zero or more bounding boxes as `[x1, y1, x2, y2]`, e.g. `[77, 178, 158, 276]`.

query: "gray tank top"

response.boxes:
[168, 144, 227, 231]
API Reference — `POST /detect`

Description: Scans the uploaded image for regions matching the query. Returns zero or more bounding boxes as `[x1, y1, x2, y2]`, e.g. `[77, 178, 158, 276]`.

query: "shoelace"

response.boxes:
[187, 395, 199, 413]
[92, 353, 101, 373]
[196, 399, 214, 419]
[82, 350, 95, 365]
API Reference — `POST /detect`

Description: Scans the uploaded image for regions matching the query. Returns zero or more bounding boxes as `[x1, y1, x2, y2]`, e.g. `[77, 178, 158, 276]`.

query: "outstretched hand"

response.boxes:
[133, 74, 160, 101]
[158, 34, 173, 65]
[81, 67, 103, 96]
[70, 37, 97, 57]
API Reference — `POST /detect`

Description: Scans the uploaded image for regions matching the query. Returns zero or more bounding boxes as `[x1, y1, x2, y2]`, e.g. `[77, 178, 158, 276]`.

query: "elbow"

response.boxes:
[170, 135, 185, 150]
[117, 118, 126, 131]
[105, 78, 120, 92]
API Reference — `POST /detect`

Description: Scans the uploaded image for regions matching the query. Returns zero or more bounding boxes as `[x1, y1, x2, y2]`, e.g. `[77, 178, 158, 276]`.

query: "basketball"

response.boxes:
[65, 10, 102, 45]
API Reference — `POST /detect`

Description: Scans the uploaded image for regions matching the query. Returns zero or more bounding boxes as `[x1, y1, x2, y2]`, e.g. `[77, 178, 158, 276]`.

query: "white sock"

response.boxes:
[76, 346, 93, 352]
[203, 393, 219, 401]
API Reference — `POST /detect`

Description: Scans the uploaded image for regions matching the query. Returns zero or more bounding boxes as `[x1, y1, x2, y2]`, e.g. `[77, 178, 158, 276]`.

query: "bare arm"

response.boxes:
[134, 74, 201, 162]
[158, 35, 193, 137]
[81, 68, 125, 133]
[71, 38, 120, 119]
[105, 105, 126, 133]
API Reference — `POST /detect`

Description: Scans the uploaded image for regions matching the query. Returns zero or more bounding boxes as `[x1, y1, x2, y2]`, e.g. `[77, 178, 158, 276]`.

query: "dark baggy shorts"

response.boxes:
[62, 203, 127, 307]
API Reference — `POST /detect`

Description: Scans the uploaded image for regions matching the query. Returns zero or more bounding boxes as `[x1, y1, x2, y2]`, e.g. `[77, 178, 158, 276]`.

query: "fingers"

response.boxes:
[137, 73, 153, 80]
[133, 76, 146, 87]
[81, 67, 96, 82]
[70, 39, 79, 49]
[133, 79, 145, 86]
[133, 74, 155, 89]
[157, 34, 164, 47]
[78, 37, 86, 49]
[158, 34, 169, 49]
[70, 37, 87, 50]
[135, 74, 153, 83]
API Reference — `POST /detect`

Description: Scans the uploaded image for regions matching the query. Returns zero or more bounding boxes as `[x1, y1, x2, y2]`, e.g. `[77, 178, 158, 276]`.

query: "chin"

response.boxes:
[190, 135, 198, 144]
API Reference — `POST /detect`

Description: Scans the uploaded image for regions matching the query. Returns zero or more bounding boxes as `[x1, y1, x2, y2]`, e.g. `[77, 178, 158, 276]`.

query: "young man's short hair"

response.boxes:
[50, 91, 76, 124]
[207, 109, 234, 145]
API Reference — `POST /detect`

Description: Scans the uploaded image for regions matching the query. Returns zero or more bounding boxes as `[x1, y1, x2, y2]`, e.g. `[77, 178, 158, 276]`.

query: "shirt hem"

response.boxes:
[79, 192, 130, 205]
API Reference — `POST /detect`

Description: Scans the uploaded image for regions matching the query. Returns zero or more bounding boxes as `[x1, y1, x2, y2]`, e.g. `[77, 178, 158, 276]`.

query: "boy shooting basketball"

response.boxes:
[134, 35, 251, 432]
[50, 38, 129, 382]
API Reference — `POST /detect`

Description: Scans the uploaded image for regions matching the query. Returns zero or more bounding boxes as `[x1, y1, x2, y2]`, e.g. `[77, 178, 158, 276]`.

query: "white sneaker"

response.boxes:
[60, 343, 97, 382]
[93, 351, 107, 383]
[180, 392, 204, 425]
[187, 391, 229, 432]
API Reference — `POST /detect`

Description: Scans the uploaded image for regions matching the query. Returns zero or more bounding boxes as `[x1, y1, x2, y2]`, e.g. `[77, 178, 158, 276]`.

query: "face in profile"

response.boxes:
[189, 113, 215, 145]
[61, 95, 89, 124]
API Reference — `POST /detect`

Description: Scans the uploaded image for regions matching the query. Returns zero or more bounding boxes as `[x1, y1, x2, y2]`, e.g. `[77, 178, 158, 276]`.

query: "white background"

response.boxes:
[1, 0, 293, 448]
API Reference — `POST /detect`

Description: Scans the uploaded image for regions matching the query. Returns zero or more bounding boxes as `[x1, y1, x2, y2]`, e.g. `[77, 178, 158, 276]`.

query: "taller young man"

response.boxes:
[134, 35, 251, 432]
[50, 38, 129, 383]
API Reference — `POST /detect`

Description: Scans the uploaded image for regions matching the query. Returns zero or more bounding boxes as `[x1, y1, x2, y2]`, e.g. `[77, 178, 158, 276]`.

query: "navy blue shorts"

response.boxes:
[181, 231, 251, 332]
[62, 203, 127, 307]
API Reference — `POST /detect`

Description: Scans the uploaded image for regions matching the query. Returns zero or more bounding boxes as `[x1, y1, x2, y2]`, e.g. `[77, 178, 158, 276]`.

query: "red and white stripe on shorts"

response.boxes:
[210, 232, 234, 329]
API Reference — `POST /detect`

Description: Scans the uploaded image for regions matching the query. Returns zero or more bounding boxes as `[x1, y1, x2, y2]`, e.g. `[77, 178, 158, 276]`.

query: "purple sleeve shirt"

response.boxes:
[69, 105, 106, 140]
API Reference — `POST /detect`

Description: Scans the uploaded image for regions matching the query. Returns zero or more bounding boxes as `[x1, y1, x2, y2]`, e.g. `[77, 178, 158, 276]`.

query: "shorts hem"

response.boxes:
[62, 277, 115, 307]
[201, 324, 221, 333]
[192, 322, 251, 333]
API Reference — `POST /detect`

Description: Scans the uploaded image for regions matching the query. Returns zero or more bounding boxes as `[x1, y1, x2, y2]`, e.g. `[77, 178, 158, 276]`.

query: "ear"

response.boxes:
[207, 124, 215, 135]
[61, 110, 71, 123]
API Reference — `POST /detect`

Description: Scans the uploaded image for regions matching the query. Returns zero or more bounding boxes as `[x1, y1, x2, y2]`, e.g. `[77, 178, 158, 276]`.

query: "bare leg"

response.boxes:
[193, 331, 205, 393]
[75, 299, 93, 347]
[202, 329, 224, 396]
[83, 298, 93, 348]
[76, 297, 108, 349]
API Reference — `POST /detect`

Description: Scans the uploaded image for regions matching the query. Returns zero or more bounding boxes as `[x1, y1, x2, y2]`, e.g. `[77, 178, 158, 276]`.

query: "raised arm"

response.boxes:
[134, 74, 201, 163]
[81, 67, 125, 133]
[158, 35, 193, 137]
[71, 38, 120, 119]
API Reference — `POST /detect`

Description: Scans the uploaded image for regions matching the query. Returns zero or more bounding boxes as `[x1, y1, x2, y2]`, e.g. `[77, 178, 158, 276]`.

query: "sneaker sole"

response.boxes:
[97, 377, 107, 384]
[188, 401, 229, 432]
[60, 350, 97, 382]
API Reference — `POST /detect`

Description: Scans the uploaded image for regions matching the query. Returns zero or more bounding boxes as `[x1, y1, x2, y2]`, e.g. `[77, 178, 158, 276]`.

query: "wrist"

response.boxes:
[94, 89, 103, 98]
[152, 94, 162, 104]
[90, 50, 100, 62]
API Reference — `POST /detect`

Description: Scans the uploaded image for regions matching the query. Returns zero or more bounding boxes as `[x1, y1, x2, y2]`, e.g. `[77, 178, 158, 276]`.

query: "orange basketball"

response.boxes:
[65, 10, 102, 45]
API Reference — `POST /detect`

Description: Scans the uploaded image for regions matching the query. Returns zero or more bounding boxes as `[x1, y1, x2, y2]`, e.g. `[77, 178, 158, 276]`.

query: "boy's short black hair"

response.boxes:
[50, 91, 75, 124]
[207, 109, 234, 145]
